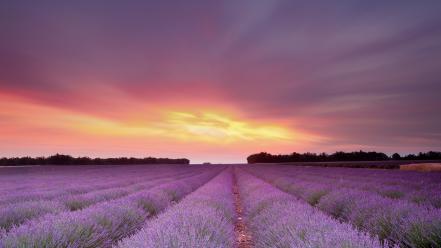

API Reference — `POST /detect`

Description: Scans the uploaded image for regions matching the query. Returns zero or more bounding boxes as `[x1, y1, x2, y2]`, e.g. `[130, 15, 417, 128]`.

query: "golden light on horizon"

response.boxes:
[164, 111, 293, 142]
[0, 93, 296, 145]
[74, 110, 295, 143]
[0, 91, 329, 164]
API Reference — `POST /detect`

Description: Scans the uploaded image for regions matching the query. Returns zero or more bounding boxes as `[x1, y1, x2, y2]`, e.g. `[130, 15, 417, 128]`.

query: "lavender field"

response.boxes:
[0, 164, 440, 248]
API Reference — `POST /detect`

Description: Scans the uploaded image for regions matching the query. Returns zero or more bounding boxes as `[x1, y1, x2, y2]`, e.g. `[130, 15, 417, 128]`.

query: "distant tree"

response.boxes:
[0, 154, 190, 166]
[404, 154, 416, 160]
[392, 153, 401, 160]
[246, 150, 441, 164]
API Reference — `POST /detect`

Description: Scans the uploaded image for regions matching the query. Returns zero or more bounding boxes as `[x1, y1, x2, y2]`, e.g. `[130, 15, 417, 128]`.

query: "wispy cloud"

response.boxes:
[1, 0, 440, 162]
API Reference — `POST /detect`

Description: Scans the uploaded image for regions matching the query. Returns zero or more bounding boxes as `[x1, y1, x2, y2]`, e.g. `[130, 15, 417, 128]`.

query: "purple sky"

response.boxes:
[1, 1, 440, 162]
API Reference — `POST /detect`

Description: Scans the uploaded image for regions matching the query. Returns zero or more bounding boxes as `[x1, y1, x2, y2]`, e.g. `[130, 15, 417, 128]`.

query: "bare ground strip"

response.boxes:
[233, 170, 253, 248]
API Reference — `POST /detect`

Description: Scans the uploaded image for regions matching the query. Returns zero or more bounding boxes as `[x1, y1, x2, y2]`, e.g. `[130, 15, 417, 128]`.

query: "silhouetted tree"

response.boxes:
[392, 153, 401, 160]
[247, 151, 441, 163]
[0, 154, 190, 166]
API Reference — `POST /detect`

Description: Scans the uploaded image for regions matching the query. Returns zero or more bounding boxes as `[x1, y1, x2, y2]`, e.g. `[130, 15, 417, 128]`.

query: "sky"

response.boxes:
[1, 0, 441, 163]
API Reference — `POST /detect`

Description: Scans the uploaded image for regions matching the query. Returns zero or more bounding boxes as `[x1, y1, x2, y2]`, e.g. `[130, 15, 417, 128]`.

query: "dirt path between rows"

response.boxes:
[233, 170, 254, 248]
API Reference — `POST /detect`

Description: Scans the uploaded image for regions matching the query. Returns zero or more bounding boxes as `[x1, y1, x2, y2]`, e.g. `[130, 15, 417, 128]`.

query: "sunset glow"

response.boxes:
[0, 92, 295, 141]
[1, 1, 440, 163]
[0, 91, 313, 163]
[1, 2, 441, 247]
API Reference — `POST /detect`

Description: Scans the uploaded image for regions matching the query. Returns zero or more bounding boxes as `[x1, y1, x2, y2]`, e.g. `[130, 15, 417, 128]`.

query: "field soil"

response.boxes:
[400, 163, 441, 172]
[279, 160, 441, 169]
[233, 171, 253, 248]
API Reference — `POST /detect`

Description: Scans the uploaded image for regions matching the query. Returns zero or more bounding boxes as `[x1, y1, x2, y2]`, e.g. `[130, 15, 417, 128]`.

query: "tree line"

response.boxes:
[0, 154, 190, 166]
[247, 151, 441, 164]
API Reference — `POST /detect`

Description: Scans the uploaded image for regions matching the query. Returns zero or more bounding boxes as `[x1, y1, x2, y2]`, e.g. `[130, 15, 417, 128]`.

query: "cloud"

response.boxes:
[1, 0, 441, 161]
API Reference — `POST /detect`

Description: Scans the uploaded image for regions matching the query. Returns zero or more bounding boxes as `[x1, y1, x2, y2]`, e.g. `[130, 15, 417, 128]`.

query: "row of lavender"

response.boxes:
[267, 165, 441, 208]
[117, 168, 393, 248]
[236, 169, 389, 248]
[2, 164, 438, 247]
[0, 165, 157, 194]
[0, 168, 200, 208]
[0, 165, 223, 247]
[116, 169, 236, 248]
[245, 165, 441, 247]
[0, 165, 195, 203]
[0, 168, 200, 231]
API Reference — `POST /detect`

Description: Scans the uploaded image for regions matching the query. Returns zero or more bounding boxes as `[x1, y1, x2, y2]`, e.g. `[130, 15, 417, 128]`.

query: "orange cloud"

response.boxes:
[0, 91, 323, 163]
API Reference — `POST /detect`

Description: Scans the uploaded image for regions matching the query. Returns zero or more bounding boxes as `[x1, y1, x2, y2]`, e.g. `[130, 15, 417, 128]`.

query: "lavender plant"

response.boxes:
[245, 165, 441, 247]
[318, 188, 441, 247]
[246, 165, 441, 208]
[236, 169, 389, 248]
[116, 170, 235, 248]
[0, 200, 65, 231]
[0, 165, 199, 206]
[0, 168, 222, 247]
[0, 168, 208, 231]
